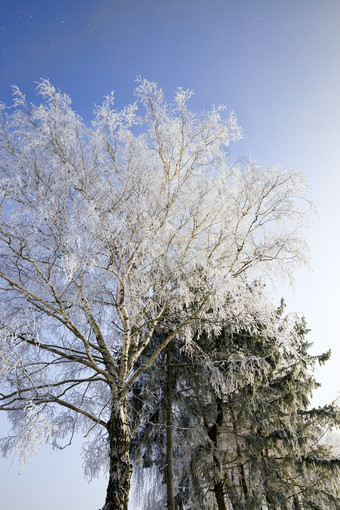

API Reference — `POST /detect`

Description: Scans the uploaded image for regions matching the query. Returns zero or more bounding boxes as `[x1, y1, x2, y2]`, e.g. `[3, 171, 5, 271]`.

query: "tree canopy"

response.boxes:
[130, 303, 340, 509]
[0, 79, 313, 509]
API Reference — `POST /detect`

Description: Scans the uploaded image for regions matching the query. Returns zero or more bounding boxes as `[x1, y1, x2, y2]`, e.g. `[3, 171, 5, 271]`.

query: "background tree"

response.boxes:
[0, 79, 310, 510]
[129, 287, 281, 509]
[213, 313, 340, 510]
[131, 301, 340, 509]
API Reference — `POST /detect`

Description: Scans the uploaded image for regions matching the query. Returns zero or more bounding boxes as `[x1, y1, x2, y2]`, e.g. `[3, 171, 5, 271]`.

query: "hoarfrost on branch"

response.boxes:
[0, 79, 310, 486]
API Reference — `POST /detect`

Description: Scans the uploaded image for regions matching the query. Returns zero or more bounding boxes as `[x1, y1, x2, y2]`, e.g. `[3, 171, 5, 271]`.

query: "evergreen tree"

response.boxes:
[130, 300, 340, 509]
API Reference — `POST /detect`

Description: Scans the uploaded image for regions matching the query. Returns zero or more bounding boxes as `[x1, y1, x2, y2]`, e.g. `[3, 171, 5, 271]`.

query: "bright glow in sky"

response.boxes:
[1, 1, 339, 508]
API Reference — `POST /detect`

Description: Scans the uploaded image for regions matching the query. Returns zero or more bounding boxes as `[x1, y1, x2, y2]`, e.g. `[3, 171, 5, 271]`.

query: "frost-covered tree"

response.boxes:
[0, 79, 310, 510]
[211, 314, 340, 510]
[135, 303, 340, 510]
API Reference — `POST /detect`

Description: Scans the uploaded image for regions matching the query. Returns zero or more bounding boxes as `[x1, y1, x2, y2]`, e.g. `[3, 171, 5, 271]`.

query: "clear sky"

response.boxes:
[1, 1, 340, 508]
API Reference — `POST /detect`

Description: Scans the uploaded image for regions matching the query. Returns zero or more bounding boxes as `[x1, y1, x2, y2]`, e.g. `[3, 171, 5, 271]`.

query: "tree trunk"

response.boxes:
[230, 407, 249, 503]
[223, 473, 239, 510]
[293, 494, 305, 510]
[263, 488, 276, 510]
[208, 398, 227, 510]
[213, 477, 228, 510]
[165, 342, 175, 510]
[103, 400, 132, 510]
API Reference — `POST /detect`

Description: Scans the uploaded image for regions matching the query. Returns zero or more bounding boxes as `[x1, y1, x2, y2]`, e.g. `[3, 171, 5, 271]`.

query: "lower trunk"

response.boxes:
[165, 342, 175, 510]
[104, 401, 132, 510]
[223, 473, 239, 510]
[230, 407, 249, 503]
[208, 398, 227, 510]
[293, 494, 305, 510]
[264, 488, 276, 510]
[213, 477, 227, 510]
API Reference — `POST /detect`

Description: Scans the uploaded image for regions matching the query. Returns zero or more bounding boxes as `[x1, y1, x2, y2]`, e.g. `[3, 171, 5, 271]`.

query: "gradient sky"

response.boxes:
[1, 1, 340, 508]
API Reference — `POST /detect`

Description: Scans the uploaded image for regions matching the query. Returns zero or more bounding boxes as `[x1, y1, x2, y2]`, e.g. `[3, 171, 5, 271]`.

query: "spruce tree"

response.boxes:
[130, 300, 340, 509]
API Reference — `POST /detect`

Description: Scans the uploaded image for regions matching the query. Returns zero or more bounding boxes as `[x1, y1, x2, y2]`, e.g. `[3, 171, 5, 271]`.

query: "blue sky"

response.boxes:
[1, 1, 340, 508]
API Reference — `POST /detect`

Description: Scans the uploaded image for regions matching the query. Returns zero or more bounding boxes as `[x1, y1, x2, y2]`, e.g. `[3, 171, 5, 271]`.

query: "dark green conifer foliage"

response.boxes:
[129, 302, 340, 509]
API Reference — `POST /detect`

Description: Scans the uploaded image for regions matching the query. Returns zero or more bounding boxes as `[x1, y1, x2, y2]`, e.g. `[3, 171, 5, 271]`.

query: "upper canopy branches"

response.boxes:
[0, 80, 311, 469]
